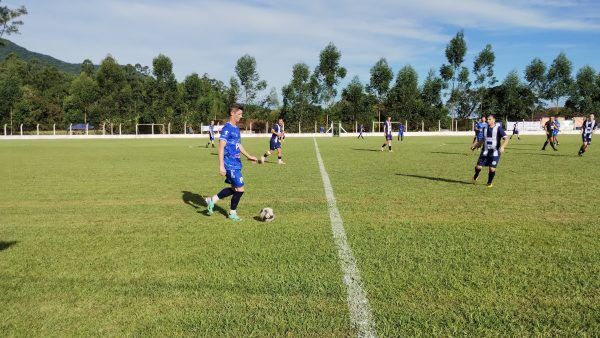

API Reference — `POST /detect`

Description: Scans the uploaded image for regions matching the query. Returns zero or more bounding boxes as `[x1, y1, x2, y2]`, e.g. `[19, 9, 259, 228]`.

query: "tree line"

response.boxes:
[1, 0, 600, 133]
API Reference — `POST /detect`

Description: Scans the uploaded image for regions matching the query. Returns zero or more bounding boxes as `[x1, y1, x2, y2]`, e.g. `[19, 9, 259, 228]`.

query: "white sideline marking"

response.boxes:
[313, 138, 377, 338]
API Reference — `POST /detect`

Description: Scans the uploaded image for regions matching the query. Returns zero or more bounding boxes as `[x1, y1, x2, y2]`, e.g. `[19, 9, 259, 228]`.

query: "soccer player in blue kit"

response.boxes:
[553, 118, 560, 146]
[470, 114, 510, 188]
[471, 116, 487, 150]
[205, 104, 258, 221]
[397, 122, 404, 141]
[381, 116, 393, 152]
[579, 114, 598, 156]
[206, 120, 215, 148]
[260, 118, 285, 164]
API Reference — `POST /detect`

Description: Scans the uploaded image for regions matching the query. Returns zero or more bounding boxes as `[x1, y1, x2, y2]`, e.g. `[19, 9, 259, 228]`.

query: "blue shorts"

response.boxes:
[583, 134, 592, 144]
[552, 131, 559, 136]
[513, 130, 519, 135]
[224, 169, 244, 188]
[209, 134, 214, 141]
[269, 139, 281, 150]
[385, 133, 392, 141]
[477, 154, 500, 168]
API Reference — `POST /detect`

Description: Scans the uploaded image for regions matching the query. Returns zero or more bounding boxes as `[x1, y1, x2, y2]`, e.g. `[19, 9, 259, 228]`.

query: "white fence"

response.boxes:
[1, 119, 586, 140]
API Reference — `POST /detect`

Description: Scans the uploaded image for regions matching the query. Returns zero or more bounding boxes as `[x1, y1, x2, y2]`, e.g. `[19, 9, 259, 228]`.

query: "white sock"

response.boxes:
[211, 195, 219, 203]
[229, 210, 237, 215]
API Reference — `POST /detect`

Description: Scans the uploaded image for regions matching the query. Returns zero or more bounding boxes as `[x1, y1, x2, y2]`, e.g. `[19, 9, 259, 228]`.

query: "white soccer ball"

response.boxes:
[259, 207, 275, 222]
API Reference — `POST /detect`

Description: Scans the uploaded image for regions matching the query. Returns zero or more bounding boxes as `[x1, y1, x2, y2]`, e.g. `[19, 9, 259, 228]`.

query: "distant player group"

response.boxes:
[203, 105, 597, 220]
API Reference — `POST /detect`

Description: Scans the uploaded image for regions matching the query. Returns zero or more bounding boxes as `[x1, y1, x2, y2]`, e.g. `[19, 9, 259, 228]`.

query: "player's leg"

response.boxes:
[388, 139, 393, 152]
[228, 185, 245, 221]
[277, 147, 284, 164]
[262, 141, 275, 163]
[206, 182, 235, 216]
[473, 164, 483, 183]
[487, 168, 496, 187]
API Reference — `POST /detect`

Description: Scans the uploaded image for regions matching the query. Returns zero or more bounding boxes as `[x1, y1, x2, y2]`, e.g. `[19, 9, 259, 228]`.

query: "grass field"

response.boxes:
[1, 135, 599, 336]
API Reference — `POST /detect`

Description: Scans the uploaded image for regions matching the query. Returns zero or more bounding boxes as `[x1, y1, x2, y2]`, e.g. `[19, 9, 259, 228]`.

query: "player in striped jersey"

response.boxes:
[381, 116, 393, 152]
[206, 120, 215, 148]
[470, 114, 510, 188]
[260, 118, 285, 164]
[578, 114, 598, 156]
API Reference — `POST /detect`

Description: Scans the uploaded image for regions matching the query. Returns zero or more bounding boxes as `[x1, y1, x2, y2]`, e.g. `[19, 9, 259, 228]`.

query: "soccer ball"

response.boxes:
[259, 207, 275, 222]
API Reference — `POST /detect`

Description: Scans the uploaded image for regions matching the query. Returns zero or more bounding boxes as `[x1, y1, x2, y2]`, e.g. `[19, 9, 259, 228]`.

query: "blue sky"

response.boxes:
[6, 0, 600, 97]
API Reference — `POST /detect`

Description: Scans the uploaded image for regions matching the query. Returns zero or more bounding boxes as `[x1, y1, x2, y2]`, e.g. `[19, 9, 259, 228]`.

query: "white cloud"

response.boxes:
[8, 0, 600, 93]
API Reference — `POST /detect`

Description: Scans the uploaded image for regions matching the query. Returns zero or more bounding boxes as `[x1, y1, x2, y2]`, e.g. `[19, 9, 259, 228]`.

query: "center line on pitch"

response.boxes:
[313, 138, 377, 338]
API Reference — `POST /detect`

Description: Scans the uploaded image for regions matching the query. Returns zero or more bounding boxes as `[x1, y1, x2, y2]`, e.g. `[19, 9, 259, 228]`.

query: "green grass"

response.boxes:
[1, 135, 599, 336]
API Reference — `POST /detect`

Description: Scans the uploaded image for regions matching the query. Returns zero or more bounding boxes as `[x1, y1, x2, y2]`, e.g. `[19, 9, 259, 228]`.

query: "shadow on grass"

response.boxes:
[352, 148, 384, 152]
[430, 151, 471, 156]
[507, 147, 540, 151]
[517, 152, 574, 157]
[396, 173, 472, 185]
[181, 191, 228, 217]
[0, 241, 17, 251]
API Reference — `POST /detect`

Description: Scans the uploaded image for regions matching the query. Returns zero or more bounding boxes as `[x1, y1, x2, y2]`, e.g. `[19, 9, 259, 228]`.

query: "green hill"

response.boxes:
[0, 39, 87, 74]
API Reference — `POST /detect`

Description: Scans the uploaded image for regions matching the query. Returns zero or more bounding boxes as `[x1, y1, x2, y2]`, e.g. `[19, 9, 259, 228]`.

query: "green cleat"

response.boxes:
[228, 212, 242, 221]
[205, 197, 214, 215]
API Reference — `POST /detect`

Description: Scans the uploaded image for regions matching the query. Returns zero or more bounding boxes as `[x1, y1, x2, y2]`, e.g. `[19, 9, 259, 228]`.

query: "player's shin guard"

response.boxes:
[473, 167, 481, 180]
[388, 145, 392, 151]
[487, 171, 496, 185]
[231, 191, 244, 211]
[217, 188, 235, 200]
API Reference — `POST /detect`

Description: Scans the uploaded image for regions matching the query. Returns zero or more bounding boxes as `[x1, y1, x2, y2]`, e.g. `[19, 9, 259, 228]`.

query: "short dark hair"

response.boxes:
[229, 103, 244, 114]
[487, 114, 495, 119]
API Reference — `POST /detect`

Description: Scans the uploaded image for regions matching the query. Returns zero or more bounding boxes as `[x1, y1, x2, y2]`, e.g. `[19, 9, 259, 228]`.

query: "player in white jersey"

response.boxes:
[578, 114, 598, 156]
[206, 120, 215, 148]
[381, 116, 393, 152]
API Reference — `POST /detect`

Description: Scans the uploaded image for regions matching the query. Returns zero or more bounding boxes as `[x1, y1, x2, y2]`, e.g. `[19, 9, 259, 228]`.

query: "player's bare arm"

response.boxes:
[218, 139, 226, 175]
[239, 144, 257, 162]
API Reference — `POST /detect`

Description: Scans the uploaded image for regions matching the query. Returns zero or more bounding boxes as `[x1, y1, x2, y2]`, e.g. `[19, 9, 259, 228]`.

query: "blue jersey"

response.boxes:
[398, 124, 404, 134]
[476, 122, 487, 138]
[209, 124, 215, 136]
[220, 122, 242, 170]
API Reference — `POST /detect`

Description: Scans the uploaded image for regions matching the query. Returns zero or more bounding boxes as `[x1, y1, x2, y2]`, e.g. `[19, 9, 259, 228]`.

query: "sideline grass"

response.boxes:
[0, 138, 351, 336]
[1, 135, 599, 336]
[317, 135, 599, 336]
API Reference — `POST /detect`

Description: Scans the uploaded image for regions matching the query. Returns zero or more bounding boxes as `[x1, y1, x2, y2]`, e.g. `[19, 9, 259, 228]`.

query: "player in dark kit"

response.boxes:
[578, 114, 598, 156]
[510, 122, 520, 140]
[205, 104, 258, 221]
[260, 118, 285, 164]
[381, 116, 393, 152]
[541, 117, 558, 151]
[471, 114, 510, 188]
[206, 120, 215, 148]
[358, 124, 365, 139]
